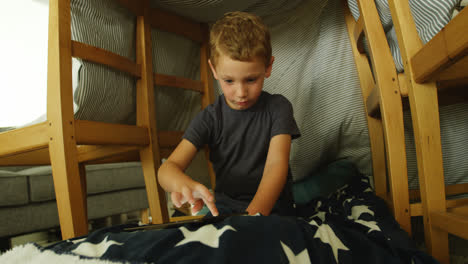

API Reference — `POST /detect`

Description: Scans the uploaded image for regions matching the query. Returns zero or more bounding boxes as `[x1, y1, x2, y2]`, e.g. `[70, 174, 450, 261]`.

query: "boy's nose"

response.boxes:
[236, 84, 248, 98]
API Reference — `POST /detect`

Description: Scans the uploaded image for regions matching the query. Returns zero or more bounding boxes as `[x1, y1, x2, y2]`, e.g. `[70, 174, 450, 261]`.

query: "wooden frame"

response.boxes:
[0, 0, 214, 240]
[344, 1, 468, 263]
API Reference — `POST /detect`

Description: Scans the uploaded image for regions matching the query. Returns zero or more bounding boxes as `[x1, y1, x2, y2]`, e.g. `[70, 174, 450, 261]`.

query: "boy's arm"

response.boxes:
[246, 134, 292, 216]
[158, 139, 218, 216]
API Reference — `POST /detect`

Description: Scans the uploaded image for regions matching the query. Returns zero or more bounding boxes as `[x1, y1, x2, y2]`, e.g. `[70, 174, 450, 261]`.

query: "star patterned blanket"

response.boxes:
[0, 175, 438, 264]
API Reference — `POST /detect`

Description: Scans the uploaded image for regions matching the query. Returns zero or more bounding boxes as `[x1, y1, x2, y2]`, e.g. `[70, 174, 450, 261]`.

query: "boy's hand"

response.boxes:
[171, 183, 218, 216]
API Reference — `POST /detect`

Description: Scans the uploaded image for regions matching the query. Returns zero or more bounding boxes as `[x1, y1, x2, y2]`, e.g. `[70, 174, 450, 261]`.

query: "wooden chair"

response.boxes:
[0, 0, 214, 240]
[344, 0, 411, 235]
[345, 0, 468, 263]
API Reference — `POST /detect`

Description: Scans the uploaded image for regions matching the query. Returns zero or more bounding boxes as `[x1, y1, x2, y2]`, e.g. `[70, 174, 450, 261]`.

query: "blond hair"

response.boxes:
[209, 11, 271, 68]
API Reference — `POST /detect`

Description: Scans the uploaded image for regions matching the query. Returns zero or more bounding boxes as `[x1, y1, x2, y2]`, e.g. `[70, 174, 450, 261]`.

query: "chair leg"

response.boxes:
[140, 147, 169, 224]
[49, 140, 88, 239]
[408, 84, 449, 263]
[135, 3, 169, 225]
[384, 0, 450, 260]
[47, 0, 88, 240]
[79, 163, 88, 221]
[382, 112, 412, 236]
[342, 0, 411, 235]
[140, 208, 150, 225]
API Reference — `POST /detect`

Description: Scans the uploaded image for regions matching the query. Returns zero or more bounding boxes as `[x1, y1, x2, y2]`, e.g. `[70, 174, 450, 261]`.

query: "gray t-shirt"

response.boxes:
[183, 91, 300, 202]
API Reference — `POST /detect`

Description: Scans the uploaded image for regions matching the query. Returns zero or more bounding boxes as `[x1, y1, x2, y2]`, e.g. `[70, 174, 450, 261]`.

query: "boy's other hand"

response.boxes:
[170, 183, 218, 216]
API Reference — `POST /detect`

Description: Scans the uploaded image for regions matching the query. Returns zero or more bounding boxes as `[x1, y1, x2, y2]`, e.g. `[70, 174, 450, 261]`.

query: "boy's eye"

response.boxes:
[224, 79, 233, 84]
[247, 78, 257, 83]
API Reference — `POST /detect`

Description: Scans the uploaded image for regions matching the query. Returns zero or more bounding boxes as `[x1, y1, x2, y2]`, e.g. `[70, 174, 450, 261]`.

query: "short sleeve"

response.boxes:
[270, 95, 301, 139]
[183, 107, 214, 150]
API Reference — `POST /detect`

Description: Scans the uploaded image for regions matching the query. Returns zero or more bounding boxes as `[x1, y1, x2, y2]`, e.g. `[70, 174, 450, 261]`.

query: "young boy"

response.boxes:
[158, 11, 300, 217]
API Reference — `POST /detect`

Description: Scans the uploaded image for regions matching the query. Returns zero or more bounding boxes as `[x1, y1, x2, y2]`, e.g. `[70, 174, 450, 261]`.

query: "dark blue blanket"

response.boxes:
[41, 175, 437, 264]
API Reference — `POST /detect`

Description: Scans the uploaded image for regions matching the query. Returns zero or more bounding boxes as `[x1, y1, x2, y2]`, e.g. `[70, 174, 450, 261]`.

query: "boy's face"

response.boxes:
[209, 54, 273, 110]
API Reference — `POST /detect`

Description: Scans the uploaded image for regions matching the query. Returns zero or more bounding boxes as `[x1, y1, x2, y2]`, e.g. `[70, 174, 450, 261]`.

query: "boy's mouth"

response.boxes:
[236, 101, 249, 107]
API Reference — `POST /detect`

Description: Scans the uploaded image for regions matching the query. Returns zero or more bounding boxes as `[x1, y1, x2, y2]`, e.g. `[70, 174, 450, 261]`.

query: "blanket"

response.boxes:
[0, 175, 438, 264]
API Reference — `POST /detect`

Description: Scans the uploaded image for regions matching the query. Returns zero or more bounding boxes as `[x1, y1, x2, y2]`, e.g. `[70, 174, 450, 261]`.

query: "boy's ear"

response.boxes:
[208, 59, 219, 80]
[265, 56, 275, 78]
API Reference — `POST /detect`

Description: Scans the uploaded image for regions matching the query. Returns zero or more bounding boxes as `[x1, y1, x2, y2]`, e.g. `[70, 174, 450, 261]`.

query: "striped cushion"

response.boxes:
[150, 0, 303, 23]
[71, 0, 137, 124]
[256, 0, 373, 181]
[151, 29, 204, 131]
[404, 103, 468, 189]
[347, 0, 459, 72]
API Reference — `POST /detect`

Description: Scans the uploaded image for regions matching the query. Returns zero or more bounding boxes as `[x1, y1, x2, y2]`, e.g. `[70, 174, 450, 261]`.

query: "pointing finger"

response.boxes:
[203, 198, 219, 216]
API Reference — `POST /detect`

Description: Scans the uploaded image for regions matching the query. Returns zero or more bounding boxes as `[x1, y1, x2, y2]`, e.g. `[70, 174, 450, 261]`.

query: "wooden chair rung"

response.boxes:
[85, 151, 140, 165]
[397, 73, 409, 97]
[77, 145, 142, 163]
[366, 84, 381, 117]
[0, 122, 49, 157]
[158, 131, 184, 148]
[0, 147, 50, 166]
[410, 198, 468, 217]
[154, 73, 204, 93]
[449, 203, 468, 217]
[71, 41, 141, 77]
[353, 16, 365, 54]
[409, 183, 468, 201]
[431, 211, 468, 240]
[0, 145, 144, 166]
[160, 148, 175, 160]
[435, 56, 468, 82]
[74, 120, 149, 146]
[149, 8, 203, 43]
[411, 7, 468, 83]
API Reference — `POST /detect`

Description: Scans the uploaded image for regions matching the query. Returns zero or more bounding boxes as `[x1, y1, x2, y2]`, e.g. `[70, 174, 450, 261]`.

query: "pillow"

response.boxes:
[71, 0, 136, 124]
[263, 0, 372, 181]
[292, 159, 360, 204]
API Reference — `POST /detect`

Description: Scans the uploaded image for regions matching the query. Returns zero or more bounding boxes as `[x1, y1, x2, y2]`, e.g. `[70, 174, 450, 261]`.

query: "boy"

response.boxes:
[158, 11, 300, 217]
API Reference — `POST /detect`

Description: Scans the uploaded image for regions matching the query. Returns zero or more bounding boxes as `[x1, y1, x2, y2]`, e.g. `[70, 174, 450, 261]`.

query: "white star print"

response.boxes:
[310, 211, 326, 221]
[347, 205, 374, 220]
[315, 201, 322, 210]
[355, 219, 381, 233]
[309, 220, 349, 263]
[72, 236, 123, 258]
[335, 185, 348, 199]
[342, 198, 353, 207]
[280, 241, 311, 264]
[337, 185, 348, 192]
[69, 237, 86, 244]
[176, 225, 236, 248]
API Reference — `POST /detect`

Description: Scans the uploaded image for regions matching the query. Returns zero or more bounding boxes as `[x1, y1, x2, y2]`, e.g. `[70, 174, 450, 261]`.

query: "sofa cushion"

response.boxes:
[0, 170, 29, 206]
[0, 188, 148, 237]
[21, 162, 146, 202]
